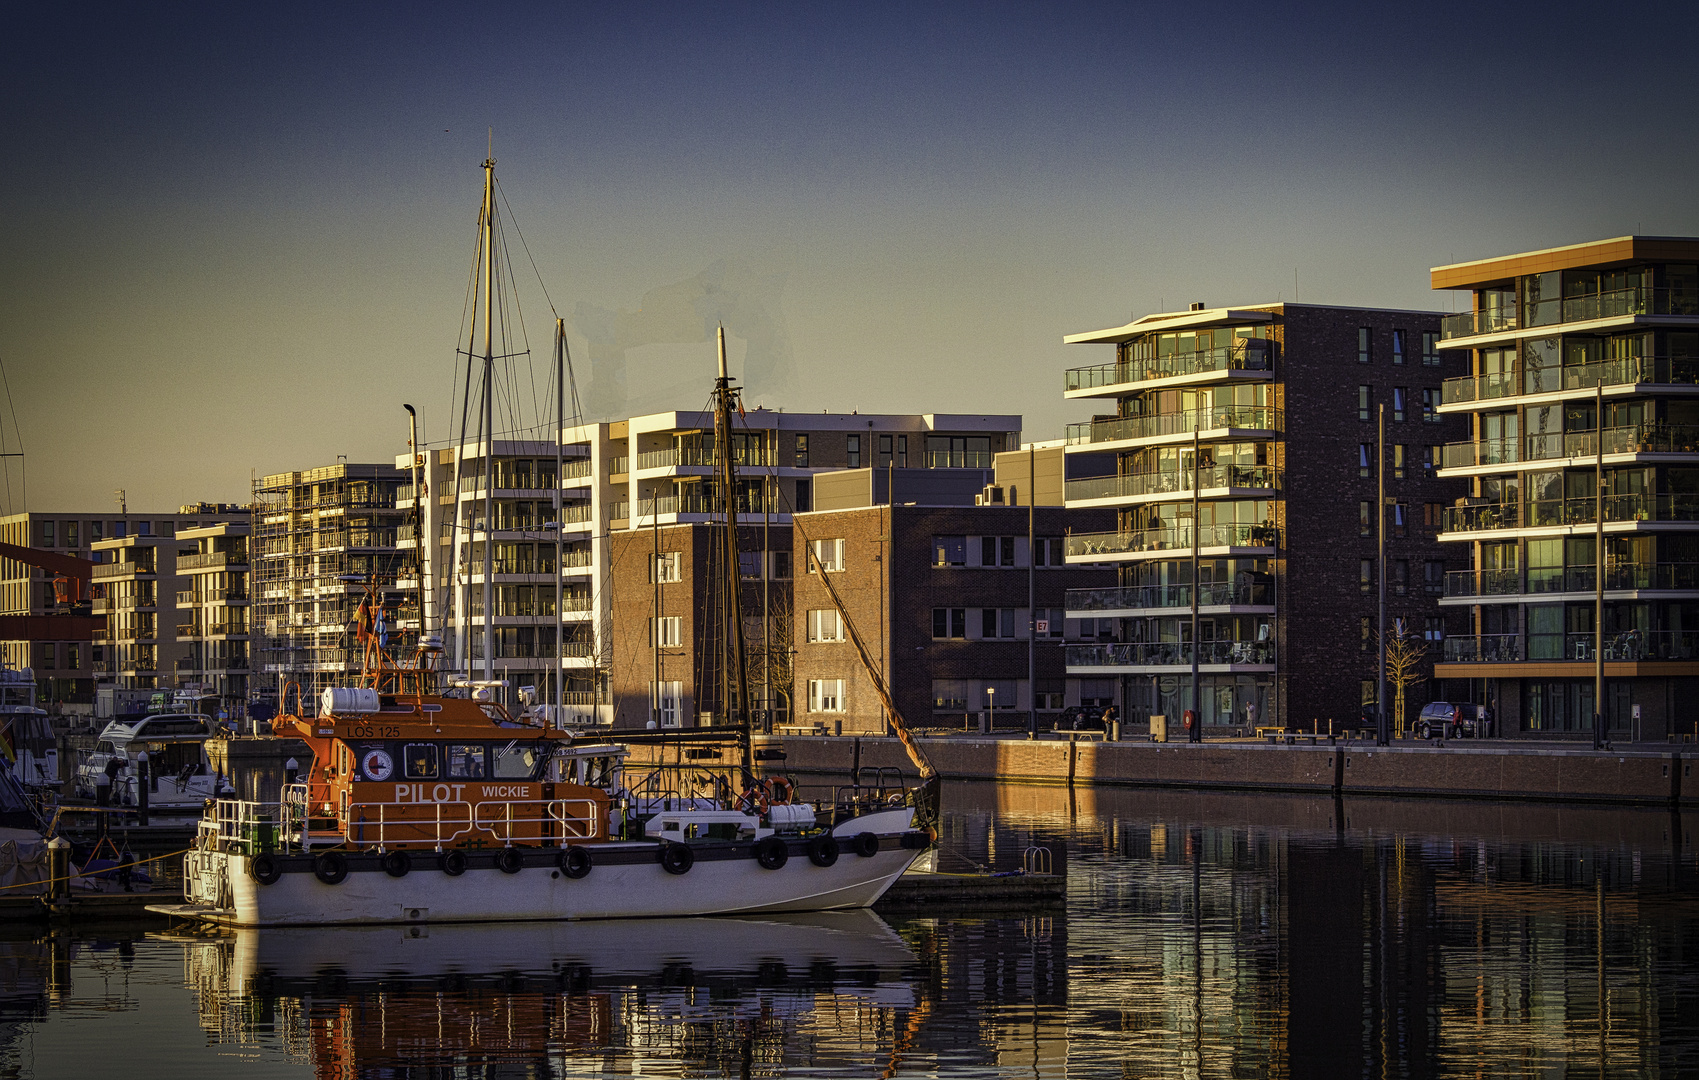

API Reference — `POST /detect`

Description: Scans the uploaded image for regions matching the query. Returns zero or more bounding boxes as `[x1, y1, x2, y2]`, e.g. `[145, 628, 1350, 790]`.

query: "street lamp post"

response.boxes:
[988, 685, 996, 736]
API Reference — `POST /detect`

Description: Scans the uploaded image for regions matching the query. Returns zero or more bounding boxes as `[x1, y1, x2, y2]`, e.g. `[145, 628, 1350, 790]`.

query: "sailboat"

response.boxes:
[149, 157, 934, 928]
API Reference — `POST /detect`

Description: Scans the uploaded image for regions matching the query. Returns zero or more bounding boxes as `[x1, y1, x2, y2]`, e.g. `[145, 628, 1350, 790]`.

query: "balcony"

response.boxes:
[1441, 287, 1699, 342]
[1445, 562, 1699, 598]
[1441, 424, 1699, 471]
[624, 493, 780, 520]
[1442, 635, 1523, 662]
[1444, 630, 1699, 663]
[92, 561, 153, 580]
[1065, 465, 1280, 505]
[177, 550, 246, 571]
[1066, 581, 1274, 614]
[1440, 493, 1699, 535]
[1065, 406, 1281, 449]
[635, 446, 774, 471]
[609, 456, 629, 476]
[1068, 523, 1279, 560]
[1442, 356, 1699, 407]
[1066, 640, 1276, 669]
[1063, 341, 1272, 395]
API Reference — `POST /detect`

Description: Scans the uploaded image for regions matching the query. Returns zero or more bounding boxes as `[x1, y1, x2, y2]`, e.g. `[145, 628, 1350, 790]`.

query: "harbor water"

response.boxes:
[3, 780, 1695, 1077]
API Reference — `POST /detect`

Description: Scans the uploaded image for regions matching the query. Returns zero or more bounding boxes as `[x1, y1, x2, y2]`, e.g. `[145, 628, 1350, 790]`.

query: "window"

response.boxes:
[1393, 387, 1407, 422]
[65, 522, 79, 548]
[403, 743, 440, 780]
[1359, 386, 1371, 422]
[1424, 559, 1445, 595]
[846, 434, 861, 468]
[794, 434, 810, 468]
[981, 535, 1016, 567]
[650, 681, 682, 727]
[793, 477, 812, 513]
[1358, 328, 1372, 364]
[1362, 680, 1377, 707]
[1361, 617, 1372, 653]
[1391, 502, 1408, 537]
[136, 522, 152, 536]
[1034, 607, 1065, 638]
[1391, 329, 1406, 365]
[878, 433, 893, 467]
[809, 538, 844, 572]
[1422, 387, 1441, 423]
[1032, 537, 1065, 566]
[1424, 445, 1440, 476]
[807, 608, 845, 643]
[1393, 444, 1406, 479]
[738, 551, 763, 579]
[933, 535, 967, 567]
[1392, 559, 1409, 596]
[1359, 500, 1373, 537]
[650, 551, 681, 583]
[1423, 501, 1444, 528]
[808, 679, 845, 713]
[38, 521, 53, 547]
[112, 521, 126, 539]
[932, 608, 967, 639]
[1422, 332, 1440, 366]
[980, 608, 1020, 638]
[1359, 559, 1373, 594]
[650, 616, 682, 647]
[1359, 443, 1372, 479]
[90, 521, 103, 542]
[772, 550, 792, 579]
[447, 744, 486, 779]
[897, 435, 908, 467]
[1424, 616, 1446, 641]
[932, 679, 968, 711]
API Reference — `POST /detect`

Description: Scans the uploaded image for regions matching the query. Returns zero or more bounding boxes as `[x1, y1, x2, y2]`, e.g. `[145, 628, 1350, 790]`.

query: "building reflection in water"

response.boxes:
[0, 783, 1692, 1078]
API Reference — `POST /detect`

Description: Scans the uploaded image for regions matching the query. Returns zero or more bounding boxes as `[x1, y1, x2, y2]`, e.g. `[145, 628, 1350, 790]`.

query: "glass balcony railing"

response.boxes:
[1440, 308, 1519, 341]
[1064, 465, 1280, 503]
[1066, 640, 1276, 668]
[923, 450, 995, 468]
[1065, 406, 1282, 447]
[1441, 424, 1699, 470]
[1446, 563, 1699, 597]
[1442, 356, 1699, 405]
[1063, 341, 1272, 392]
[1067, 523, 1279, 558]
[1065, 581, 1275, 612]
[636, 446, 775, 471]
[1441, 635, 1523, 662]
[1441, 493, 1699, 534]
[1442, 288, 1699, 341]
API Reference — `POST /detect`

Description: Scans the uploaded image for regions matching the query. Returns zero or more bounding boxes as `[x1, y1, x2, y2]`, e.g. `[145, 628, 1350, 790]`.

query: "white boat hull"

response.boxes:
[160, 808, 923, 927]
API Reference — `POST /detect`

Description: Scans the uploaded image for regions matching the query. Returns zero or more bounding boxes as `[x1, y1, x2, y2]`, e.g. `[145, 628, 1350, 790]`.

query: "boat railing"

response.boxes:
[338, 797, 606, 850]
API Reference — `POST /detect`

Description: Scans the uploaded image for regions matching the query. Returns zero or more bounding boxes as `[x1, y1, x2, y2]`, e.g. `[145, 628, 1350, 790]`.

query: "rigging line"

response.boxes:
[0, 355, 16, 513]
[494, 176, 559, 318]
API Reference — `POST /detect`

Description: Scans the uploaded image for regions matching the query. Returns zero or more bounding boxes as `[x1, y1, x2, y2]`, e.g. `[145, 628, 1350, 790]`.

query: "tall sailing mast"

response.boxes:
[712, 328, 754, 776]
[479, 155, 496, 686]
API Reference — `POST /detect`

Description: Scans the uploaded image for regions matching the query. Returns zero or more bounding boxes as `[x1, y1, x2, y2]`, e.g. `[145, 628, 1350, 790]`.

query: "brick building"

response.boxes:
[1059, 302, 1467, 730]
[1430, 236, 1699, 737]
[789, 465, 1114, 734]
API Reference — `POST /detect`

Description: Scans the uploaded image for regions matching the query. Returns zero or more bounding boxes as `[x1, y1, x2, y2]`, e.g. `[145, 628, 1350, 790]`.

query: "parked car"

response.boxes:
[1415, 701, 1488, 739]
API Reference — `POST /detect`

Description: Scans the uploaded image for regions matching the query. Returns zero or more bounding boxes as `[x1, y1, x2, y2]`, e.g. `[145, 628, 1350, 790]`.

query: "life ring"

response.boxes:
[737, 784, 770, 815]
[313, 851, 348, 885]
[439, 850, 467, 876]
[767, 777, 794, 805]
[496, 848, 524, 875]
[851, 832, 880, 858]
[660, 843, 694, 875]
[382, 850, 412, 878]
[755, 835, 789, 870]
[249, 853, 283, 885]
[806, 834, 839, 867]
[559, 845, 593, 879]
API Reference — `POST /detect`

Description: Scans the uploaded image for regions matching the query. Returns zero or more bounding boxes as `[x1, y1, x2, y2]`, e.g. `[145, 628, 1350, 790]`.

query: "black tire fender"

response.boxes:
[312, 851, 348, 885]
[851, 832, 880, 858]
[559, 845, 592, 879]
[807, 834, 839, 868]
[755, 835, 788, 870]
[660, 842, 694, 876]
[496, 848, 524, 875]
[382, 850, 412, 878]
[250, 853, 283, 885]
[440, 850, 467, 877]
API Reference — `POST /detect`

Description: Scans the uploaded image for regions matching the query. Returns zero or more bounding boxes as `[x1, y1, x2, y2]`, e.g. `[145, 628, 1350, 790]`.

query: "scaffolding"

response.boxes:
[251, 464, 409, 710]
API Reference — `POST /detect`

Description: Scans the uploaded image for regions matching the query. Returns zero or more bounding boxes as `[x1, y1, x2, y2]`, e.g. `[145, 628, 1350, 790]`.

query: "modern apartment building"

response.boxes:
[1059, 303, 1466, 730]
[173, 521, 251, 704]
[251, 465, 408, 705]
[788, 462, 1114, 735]
[1430, 237, 1699, 737]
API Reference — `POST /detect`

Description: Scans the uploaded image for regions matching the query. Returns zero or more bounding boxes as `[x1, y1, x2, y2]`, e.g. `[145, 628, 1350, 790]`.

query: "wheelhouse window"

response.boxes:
[447, 744, 485, 779]
[403, 743, 439, 779]
[493, 742, 542, 779]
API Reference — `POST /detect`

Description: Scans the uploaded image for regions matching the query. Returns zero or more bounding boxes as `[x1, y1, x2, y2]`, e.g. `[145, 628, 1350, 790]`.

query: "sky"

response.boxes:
[3, 0, 1697, 512]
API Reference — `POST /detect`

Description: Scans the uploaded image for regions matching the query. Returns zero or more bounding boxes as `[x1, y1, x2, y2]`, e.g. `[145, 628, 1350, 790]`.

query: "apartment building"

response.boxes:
[788, 463, 1114, 735]
[1430, 237, 1699, 737]
[1, 506, 243, 710]
[173, 521, 251, 704]
[251, 465, 408, 705]
[1059, 302, 1466, 730]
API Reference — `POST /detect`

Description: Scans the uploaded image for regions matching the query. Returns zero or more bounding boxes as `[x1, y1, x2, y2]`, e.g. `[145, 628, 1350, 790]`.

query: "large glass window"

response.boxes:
[1527, 604, 1563, 660]
[1521, 271, 1563, 327]
[403, 743, 439, 780]
[493, 743, 543, 779]
[446, 744, 485, 779]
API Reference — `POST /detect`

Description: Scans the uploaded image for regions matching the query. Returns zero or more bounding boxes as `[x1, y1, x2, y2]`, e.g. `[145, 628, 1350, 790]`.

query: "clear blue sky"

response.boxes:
[4, 1, 1696, 510]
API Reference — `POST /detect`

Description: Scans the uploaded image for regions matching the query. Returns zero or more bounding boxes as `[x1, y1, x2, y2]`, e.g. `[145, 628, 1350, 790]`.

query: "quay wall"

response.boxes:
[756, 736, 1693, 808]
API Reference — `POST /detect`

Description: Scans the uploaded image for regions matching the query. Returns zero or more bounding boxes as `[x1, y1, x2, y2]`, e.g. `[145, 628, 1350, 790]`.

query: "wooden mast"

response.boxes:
[713, 328, 754, 779]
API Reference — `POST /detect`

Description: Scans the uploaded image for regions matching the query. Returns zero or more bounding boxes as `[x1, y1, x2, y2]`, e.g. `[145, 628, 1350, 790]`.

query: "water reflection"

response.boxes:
[0, 784, 1693, 1078]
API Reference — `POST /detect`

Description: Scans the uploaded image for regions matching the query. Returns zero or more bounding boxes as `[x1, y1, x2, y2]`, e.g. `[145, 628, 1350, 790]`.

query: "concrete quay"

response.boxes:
[757, 734, 1694, 808]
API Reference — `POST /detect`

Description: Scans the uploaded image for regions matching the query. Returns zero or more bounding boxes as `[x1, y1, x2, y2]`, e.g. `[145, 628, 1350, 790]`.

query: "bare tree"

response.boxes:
[1384, 617, 1428, 738]
[745, 599, 795, 730]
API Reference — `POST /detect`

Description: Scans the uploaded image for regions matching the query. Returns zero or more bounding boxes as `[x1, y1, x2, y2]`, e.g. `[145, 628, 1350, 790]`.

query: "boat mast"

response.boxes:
[555, 318, 565, 721]
[480, 154, 496, 687]
[713, 328, 753, 774]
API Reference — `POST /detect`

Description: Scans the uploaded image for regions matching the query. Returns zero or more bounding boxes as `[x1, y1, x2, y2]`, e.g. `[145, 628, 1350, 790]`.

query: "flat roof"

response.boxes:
[1430, 235, 1699, 291]
[1063, 301, 1444, 345]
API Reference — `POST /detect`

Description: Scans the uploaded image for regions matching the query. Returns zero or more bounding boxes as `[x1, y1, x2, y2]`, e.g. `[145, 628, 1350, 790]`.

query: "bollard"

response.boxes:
[834, 719, 842, 737]
[136, 752, 150, 827]
[1110, 719, 1121, 742]
[46, 836, 70, 906]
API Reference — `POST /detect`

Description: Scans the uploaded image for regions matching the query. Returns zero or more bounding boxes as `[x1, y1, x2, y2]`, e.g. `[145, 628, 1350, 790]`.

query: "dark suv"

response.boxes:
[1415, 701, 1486, 739]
